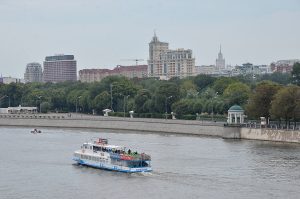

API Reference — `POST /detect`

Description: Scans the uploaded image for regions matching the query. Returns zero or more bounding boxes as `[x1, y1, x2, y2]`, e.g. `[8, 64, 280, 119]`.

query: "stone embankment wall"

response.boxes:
[0, 114, 224, 137]
[1, 114, 300, 143]
[240, 128, 300, 143]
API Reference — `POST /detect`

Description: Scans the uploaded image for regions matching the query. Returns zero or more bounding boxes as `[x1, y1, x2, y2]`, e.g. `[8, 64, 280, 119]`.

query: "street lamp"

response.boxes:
[165, 96, 173, 119]
[76, 96, 81, 113]
[110, 84, 113, 111]
[211, 92, 218, 122]
[123, 95, 130, 117]
[37, 96, 42, 113]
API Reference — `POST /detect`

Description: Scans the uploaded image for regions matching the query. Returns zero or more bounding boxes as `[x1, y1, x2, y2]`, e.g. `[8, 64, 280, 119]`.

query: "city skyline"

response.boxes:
[0, 0, 299, 78]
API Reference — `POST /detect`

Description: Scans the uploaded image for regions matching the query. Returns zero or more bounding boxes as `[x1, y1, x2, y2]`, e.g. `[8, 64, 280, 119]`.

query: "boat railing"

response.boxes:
[109, 151, 151, 161]
[92, 138, 108, 145]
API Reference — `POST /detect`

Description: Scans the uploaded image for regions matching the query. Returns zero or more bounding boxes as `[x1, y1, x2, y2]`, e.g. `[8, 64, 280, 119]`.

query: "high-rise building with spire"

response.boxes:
[148, 32, 195, 79]
[216, 45, 225, 70]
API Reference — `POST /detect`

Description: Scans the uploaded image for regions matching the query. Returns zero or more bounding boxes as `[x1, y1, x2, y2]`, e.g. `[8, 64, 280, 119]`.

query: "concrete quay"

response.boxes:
[223, 125, 300, 144]
[0, 113, 300, 144]
[0, 113, 224, 137]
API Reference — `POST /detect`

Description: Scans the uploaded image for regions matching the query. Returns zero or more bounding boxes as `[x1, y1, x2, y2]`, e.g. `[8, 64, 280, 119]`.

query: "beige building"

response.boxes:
[0, 76, 24, 84]
[148, 33, 195, 79]
[79, 65, 148, 83]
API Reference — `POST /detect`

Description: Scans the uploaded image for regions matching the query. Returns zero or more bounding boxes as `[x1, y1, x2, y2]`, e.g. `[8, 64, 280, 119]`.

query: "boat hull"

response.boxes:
[73, 157, 152, 173]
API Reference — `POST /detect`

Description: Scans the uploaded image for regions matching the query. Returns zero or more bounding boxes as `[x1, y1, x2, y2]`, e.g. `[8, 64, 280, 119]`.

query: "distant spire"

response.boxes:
[152, 29, 158, 42]
[219, 44, 222, 53]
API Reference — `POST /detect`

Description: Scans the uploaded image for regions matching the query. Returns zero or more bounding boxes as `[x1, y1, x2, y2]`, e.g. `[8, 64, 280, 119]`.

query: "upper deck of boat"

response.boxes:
[83, 139, 125, 150]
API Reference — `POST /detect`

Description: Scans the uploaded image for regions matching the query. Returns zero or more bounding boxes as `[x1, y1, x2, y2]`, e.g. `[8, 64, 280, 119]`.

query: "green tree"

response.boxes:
[193, 99, 204, 114]
[171, 99, 195, 116]
[154, 82, 180, 113]
[79, 90, 92, 112]
[40, 101, 51, 113]
[66, 90, 84, 112]
[212, 77, 237, 95]
[246, 81, 281, 122]
[92, 91, 110, 114]
[223, 82, 251, 106]
[258, 72, 291, 85]
[193, 74, 215, 92]
[291, 62, 300, 86]
[134, 89, 151, 113]
[270, 85, 300, 125]
[49, 88, 67, 111]
[179, 79, 198, 98]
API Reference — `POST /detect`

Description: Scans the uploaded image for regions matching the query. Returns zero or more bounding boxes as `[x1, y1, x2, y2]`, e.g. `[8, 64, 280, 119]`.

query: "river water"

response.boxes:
[0, 127, 299, 199]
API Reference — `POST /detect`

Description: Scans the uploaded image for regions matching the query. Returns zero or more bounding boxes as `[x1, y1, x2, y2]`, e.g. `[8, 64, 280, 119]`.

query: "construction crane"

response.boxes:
[120, 59, 145, 66]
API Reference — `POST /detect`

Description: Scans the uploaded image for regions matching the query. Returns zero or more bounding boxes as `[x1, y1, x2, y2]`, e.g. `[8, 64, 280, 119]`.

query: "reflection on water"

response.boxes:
[0, 127, 299, 199]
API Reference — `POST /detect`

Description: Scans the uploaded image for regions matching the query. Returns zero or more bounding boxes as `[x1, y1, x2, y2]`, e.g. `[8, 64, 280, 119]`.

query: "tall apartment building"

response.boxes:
[43, 54, 77, 83]
[24, 62, 43, 83]
[216, 46, 225, 71]
[79, 65, 148, 83]
[148, 33, 195, 79]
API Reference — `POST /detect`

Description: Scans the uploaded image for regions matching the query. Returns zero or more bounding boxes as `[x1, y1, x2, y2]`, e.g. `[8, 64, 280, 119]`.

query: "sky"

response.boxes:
[0, 0, 299, 78]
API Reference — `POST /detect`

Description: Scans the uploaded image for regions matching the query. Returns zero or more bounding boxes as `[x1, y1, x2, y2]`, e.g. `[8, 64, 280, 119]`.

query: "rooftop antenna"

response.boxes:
[120, 59, 145, 66]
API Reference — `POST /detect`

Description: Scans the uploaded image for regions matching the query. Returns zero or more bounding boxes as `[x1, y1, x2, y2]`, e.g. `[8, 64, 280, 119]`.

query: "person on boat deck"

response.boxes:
[128, 149, 131, 154]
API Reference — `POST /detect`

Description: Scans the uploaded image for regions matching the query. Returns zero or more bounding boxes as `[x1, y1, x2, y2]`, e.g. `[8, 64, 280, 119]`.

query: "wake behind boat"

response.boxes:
[73, 138, 152, 173]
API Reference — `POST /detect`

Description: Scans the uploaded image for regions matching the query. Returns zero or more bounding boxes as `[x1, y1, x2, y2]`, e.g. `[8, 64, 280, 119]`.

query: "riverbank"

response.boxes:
[1, 113, 300, 143]
[0, 113, 224, 137]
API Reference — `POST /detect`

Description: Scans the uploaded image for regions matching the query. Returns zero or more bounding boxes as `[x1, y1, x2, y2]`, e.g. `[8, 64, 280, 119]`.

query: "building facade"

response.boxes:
[148, 33, 195, 79]
[270, 59, 300, 73]
[24, 62, 43, 83]
[0, 76, 24, 84]
[215, 46, 225, 71]
[79, 65, 148, 83]
[43, 54, 77, 83]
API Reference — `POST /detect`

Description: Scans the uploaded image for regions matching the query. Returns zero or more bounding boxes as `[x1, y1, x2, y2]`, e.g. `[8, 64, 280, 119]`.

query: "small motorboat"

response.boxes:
[31, 129, 42, 134]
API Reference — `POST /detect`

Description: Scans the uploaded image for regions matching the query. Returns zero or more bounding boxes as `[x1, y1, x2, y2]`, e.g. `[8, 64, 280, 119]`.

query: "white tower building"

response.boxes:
[216, 45, 225, 71]
[24, 62, 43, 83]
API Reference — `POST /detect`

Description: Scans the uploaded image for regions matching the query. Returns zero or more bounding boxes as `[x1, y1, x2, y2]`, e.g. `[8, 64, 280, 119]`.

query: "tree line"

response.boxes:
[0, 63, 299, 124]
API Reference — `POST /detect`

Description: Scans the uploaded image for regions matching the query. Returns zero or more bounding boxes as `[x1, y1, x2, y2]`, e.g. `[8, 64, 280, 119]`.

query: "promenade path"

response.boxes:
[0, 113, 225, 137]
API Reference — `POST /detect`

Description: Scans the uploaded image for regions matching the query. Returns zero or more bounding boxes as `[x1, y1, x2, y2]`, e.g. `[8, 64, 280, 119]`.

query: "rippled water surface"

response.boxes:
[0, 127, 300, 199]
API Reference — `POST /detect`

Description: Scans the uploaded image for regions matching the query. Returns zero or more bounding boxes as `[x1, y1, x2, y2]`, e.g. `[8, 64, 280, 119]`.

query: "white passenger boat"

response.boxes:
[73, 138, 152, 173]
